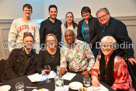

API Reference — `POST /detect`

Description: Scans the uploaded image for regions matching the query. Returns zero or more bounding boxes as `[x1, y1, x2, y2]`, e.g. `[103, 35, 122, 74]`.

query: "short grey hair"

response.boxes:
[96, 8, 110, 16]
[101, 36, 117, 45]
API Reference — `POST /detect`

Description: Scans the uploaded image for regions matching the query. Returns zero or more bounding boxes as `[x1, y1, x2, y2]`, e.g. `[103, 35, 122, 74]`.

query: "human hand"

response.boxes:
[41, 70, 46, 75]
[128, 58, 136, 65]
[92, 77, 100, 87]
[81, 71, 90, 77]
[60, 67, 67, 75]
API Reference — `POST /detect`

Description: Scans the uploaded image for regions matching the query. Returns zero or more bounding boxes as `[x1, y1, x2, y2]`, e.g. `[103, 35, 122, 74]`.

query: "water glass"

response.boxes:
[55, 76, 64, 91]
[83, 76, 91, 87]
[15, 82, 24, 91]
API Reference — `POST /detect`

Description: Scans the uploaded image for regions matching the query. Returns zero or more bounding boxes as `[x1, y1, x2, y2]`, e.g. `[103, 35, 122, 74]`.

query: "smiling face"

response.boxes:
[66, 13, 73, 24]
[23, 36, 34, 51]
[65, 30, 75, 44]
[46, 35, 57, 49]
[82, 11, 90, 20]
[49, 7, 57, 19]
[97, 10, 110, 25]
[100, 36, 116, 57]
[23, 7, 32, 18]
[101, 42, 115, 57]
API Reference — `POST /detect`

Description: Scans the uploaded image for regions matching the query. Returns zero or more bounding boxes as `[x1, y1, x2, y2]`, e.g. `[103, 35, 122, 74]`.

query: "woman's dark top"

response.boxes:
[36, 48, 60, 73]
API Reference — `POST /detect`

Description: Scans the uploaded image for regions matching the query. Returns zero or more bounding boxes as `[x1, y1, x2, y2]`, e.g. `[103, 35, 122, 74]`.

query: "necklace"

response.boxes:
[51, 55, 54, 57]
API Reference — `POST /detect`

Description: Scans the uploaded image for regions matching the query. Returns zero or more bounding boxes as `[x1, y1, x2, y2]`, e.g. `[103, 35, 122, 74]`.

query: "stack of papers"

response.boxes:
[62, 72, 76, 81]
[27, 71, 56, 82]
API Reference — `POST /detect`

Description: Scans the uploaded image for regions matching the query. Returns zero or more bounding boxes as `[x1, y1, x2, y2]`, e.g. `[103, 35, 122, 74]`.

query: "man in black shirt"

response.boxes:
[40, 5, 62, 46]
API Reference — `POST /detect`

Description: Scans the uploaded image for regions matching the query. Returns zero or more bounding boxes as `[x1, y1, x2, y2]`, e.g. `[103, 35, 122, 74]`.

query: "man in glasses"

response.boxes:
[96, 8, 136, 89]
[8, 4, 40, 53]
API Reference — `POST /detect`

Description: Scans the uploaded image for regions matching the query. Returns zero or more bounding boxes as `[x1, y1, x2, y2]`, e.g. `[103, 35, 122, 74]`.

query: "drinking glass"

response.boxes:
[15, 82, 24, 91]
[83, 76, 91, 87]
[44, 65, 51, 83]
[54, 76, 64, 91]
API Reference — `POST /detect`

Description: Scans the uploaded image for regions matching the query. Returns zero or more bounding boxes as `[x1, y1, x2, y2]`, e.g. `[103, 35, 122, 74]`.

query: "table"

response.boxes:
[1, 73, 114, 91]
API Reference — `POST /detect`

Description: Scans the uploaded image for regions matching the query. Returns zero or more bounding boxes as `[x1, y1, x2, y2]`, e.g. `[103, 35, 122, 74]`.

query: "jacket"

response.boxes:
[77, 16, 99, 47]
[2, 48, 37, 82]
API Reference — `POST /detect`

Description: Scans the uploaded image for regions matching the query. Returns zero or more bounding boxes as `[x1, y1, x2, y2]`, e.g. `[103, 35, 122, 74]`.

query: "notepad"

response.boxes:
[62, 72, 76, 81]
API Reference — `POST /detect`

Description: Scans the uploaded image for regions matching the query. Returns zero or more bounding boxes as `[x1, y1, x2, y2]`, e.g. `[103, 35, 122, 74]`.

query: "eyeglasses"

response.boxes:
[98, 13, 108, 20]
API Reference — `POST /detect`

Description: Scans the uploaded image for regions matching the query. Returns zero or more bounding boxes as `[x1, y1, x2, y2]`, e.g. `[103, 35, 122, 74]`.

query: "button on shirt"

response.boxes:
[60, 39, 95, 72]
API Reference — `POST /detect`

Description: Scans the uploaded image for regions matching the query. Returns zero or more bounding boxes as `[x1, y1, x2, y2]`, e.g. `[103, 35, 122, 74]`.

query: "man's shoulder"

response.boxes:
[111, 17, 124, 25]
[12, 18, 22, 23]
[41, 19, 49, 24]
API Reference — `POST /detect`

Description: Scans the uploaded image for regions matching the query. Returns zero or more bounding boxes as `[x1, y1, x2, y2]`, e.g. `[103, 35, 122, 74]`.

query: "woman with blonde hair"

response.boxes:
[36, 34, 60, 74]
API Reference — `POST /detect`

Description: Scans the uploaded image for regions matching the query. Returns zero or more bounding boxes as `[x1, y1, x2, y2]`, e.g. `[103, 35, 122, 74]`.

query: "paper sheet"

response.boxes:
[27, 73, 48, 82]
[62, 72, 76, 81]
[47, 71, 56, 79]
[27, 71, 56, 82]
[87, 84, 109, 91]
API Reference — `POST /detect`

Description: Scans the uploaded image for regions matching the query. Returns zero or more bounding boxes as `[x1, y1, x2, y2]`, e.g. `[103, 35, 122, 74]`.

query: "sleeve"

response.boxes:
[4, 50, 18, 80]
[90, 55, 100, 77]
[84, 44, 95, 71]
[77, 21, 84, 41]
[8, 20, 18, 52]
[60, 47, 67, 68]
[36, 51, 44, 73]
[90, 19, 99, 46]
[39, 21, 45, 45]
[115, 21, 134, 58]
[111, 58, 130, 90]
[34, 22, 40, 54]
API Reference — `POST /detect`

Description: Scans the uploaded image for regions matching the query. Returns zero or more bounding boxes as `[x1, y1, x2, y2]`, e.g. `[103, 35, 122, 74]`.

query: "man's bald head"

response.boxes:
[64, 29, 75, 44]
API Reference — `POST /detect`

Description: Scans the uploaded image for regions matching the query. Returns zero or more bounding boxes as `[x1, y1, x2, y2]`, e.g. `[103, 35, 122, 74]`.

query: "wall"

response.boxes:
[0, 0, 44, 19]
[43, 0, 136, 19]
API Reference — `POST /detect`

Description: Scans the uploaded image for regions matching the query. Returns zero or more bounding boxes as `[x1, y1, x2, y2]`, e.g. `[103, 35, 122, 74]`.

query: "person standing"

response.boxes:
[61, 12, 78, 43]
[8, 4, 40, 54]
[77, 6, 99, 58]
[40, 5, 62, 46]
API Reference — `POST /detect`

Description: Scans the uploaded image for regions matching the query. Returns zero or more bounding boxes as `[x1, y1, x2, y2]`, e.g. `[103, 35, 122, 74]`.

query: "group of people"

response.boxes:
[2, 3, 136, 90]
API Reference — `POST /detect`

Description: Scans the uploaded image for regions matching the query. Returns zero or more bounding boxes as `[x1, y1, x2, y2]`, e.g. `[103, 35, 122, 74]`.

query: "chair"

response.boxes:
[0, 59, 6, 84]
[125, 60, 136, 90]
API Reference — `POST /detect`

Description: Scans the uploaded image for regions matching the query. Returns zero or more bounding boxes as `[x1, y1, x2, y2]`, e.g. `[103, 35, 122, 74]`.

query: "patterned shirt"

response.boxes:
[60, 39, 95, 72]
[91, 55, 133, 90]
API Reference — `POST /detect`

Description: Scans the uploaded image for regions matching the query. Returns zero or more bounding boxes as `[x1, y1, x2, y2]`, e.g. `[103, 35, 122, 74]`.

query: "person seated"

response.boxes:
[90, 36, 134, 91]
[36, 34, 60, 75]
[2, 32, 37, 82]
[60, 29, 95, 77]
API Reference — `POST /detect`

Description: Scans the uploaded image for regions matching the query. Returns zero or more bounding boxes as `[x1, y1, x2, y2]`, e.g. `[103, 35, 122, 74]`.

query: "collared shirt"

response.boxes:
[60, 39, 95, 72]
[40, 17, 62, 45]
